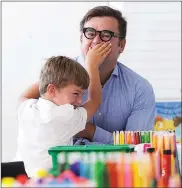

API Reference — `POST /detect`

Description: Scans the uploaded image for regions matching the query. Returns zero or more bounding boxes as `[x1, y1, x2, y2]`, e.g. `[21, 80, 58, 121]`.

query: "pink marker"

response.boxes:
[123, 155, 132, 187]
[155, 151, 161, 180]
[143, 143, 151, 152]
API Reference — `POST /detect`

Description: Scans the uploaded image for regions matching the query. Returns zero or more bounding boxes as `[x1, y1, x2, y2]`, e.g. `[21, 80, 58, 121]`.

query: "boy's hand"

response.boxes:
[85, 42, 111, 68]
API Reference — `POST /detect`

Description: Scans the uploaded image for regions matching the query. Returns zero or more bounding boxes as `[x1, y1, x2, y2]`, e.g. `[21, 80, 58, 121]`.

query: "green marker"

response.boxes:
[141, 131, 145, 143]
[95, 153, 105, 187]
[145, 131, 150, 143]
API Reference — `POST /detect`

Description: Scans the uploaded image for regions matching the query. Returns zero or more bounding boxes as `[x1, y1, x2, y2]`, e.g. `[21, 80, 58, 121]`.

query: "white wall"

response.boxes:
[118, 2, 181, 101]
[2, 2, 181, 161]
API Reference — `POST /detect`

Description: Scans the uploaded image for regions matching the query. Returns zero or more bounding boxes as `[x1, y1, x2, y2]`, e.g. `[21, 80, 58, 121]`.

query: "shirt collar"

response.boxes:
[76, 56, 119, 77]
[112, 63, 119, 77]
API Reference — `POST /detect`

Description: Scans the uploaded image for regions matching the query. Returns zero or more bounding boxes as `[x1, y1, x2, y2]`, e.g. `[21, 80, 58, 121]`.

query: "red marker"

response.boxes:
[162, 149, 171, 178]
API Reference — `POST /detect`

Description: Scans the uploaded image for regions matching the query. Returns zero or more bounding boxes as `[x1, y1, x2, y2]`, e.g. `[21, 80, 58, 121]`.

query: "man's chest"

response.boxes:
[82, 83, 133, 132]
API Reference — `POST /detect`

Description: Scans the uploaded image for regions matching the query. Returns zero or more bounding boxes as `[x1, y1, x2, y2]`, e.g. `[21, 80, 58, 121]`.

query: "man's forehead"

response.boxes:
[84, 16, 119, 31]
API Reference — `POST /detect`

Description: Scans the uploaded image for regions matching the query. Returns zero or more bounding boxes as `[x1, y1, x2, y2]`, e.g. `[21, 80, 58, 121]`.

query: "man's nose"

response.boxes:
[92, 32, 102, 44]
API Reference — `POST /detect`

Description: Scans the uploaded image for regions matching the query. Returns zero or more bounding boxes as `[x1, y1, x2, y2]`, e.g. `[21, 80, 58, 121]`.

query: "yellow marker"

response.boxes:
[119, 131, 122, 144]
[120, 131, 124, 144]
[150, 131, 153, 145]
[152, 133, 157, 150]
[1, 177, 15, 187]
[139, 154, 151, 187]
[132, 155, 140, 187]
[36, 169, 48, 178]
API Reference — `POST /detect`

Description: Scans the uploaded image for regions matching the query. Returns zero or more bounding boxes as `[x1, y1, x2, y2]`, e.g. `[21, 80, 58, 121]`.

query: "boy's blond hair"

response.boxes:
[39, 56, 89, 95]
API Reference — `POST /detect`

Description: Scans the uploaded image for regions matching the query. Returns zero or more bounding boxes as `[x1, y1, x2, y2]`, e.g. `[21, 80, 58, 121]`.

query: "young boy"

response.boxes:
[16, 42, 111, 177]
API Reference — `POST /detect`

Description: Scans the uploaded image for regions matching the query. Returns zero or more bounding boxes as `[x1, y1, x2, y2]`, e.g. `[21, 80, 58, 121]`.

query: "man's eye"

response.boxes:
[101, 33, 111, 38]
[73, 93, 78, 96]
[87, 32, 95, 37]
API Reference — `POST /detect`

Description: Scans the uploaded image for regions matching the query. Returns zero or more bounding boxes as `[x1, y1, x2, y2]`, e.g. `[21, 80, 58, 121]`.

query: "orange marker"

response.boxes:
[125, 131, 128, 144]
[127, 131, 131, 144]
[117, 154, 124, 187]
[157, 176, 168, 188]
[146, 147, 156, 179]
[157, 133, 164, 155]
[131, 131, 134, 144]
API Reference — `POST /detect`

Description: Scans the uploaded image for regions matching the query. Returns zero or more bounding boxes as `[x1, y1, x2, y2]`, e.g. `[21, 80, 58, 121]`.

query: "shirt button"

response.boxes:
[98, 112, 102, 116]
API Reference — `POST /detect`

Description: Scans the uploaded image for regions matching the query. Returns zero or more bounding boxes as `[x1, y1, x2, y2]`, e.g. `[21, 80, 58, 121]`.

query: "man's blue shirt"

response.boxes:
[75, 56, 156, 144]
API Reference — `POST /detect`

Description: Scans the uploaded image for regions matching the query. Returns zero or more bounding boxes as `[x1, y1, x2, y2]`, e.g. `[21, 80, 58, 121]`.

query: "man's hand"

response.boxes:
[75, 122, 96, 141]
[19, 82, 40, 104]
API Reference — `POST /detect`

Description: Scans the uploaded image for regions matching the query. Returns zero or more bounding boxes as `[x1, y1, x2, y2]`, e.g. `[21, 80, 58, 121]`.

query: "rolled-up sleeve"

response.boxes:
[92, 126, 113, 144]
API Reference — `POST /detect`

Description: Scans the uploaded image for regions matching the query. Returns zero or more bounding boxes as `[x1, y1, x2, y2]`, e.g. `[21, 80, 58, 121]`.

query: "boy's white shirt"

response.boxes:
[15, 98, 87, 177]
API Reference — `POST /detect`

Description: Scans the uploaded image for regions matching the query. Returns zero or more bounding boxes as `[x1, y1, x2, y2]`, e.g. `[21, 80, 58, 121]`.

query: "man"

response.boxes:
[19, 6, 155, 145]
[74, 6, 156, 144]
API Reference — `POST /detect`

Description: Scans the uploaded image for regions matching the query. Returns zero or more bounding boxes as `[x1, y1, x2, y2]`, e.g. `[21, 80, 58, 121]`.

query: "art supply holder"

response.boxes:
[48, 144, 135, 176]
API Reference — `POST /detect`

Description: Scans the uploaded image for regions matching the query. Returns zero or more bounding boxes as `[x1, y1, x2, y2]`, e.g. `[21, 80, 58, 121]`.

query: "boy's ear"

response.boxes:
[47, 84, 56, 96]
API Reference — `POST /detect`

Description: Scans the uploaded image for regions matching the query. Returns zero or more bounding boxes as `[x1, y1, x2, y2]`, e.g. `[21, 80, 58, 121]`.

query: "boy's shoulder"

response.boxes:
[18, 98, 39, 116]
[36, 98, 87, 123]
[19, 98, 38, 110]
[52, 105, 87, 121]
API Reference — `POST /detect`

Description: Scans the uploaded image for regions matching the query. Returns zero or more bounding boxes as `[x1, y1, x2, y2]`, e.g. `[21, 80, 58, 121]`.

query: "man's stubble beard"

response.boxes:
[99, 54, 120, 73]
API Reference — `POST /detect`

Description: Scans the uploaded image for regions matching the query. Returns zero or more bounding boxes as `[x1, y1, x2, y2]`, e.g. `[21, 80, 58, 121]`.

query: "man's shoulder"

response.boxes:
[117, 62, 145, 81]
[117, 62, 153, 89]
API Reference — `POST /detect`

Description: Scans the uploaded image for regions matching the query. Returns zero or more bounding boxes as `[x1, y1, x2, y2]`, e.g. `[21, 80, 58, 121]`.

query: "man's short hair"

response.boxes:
[39, 56, 89, 95]
[80, 6, 127, 39]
